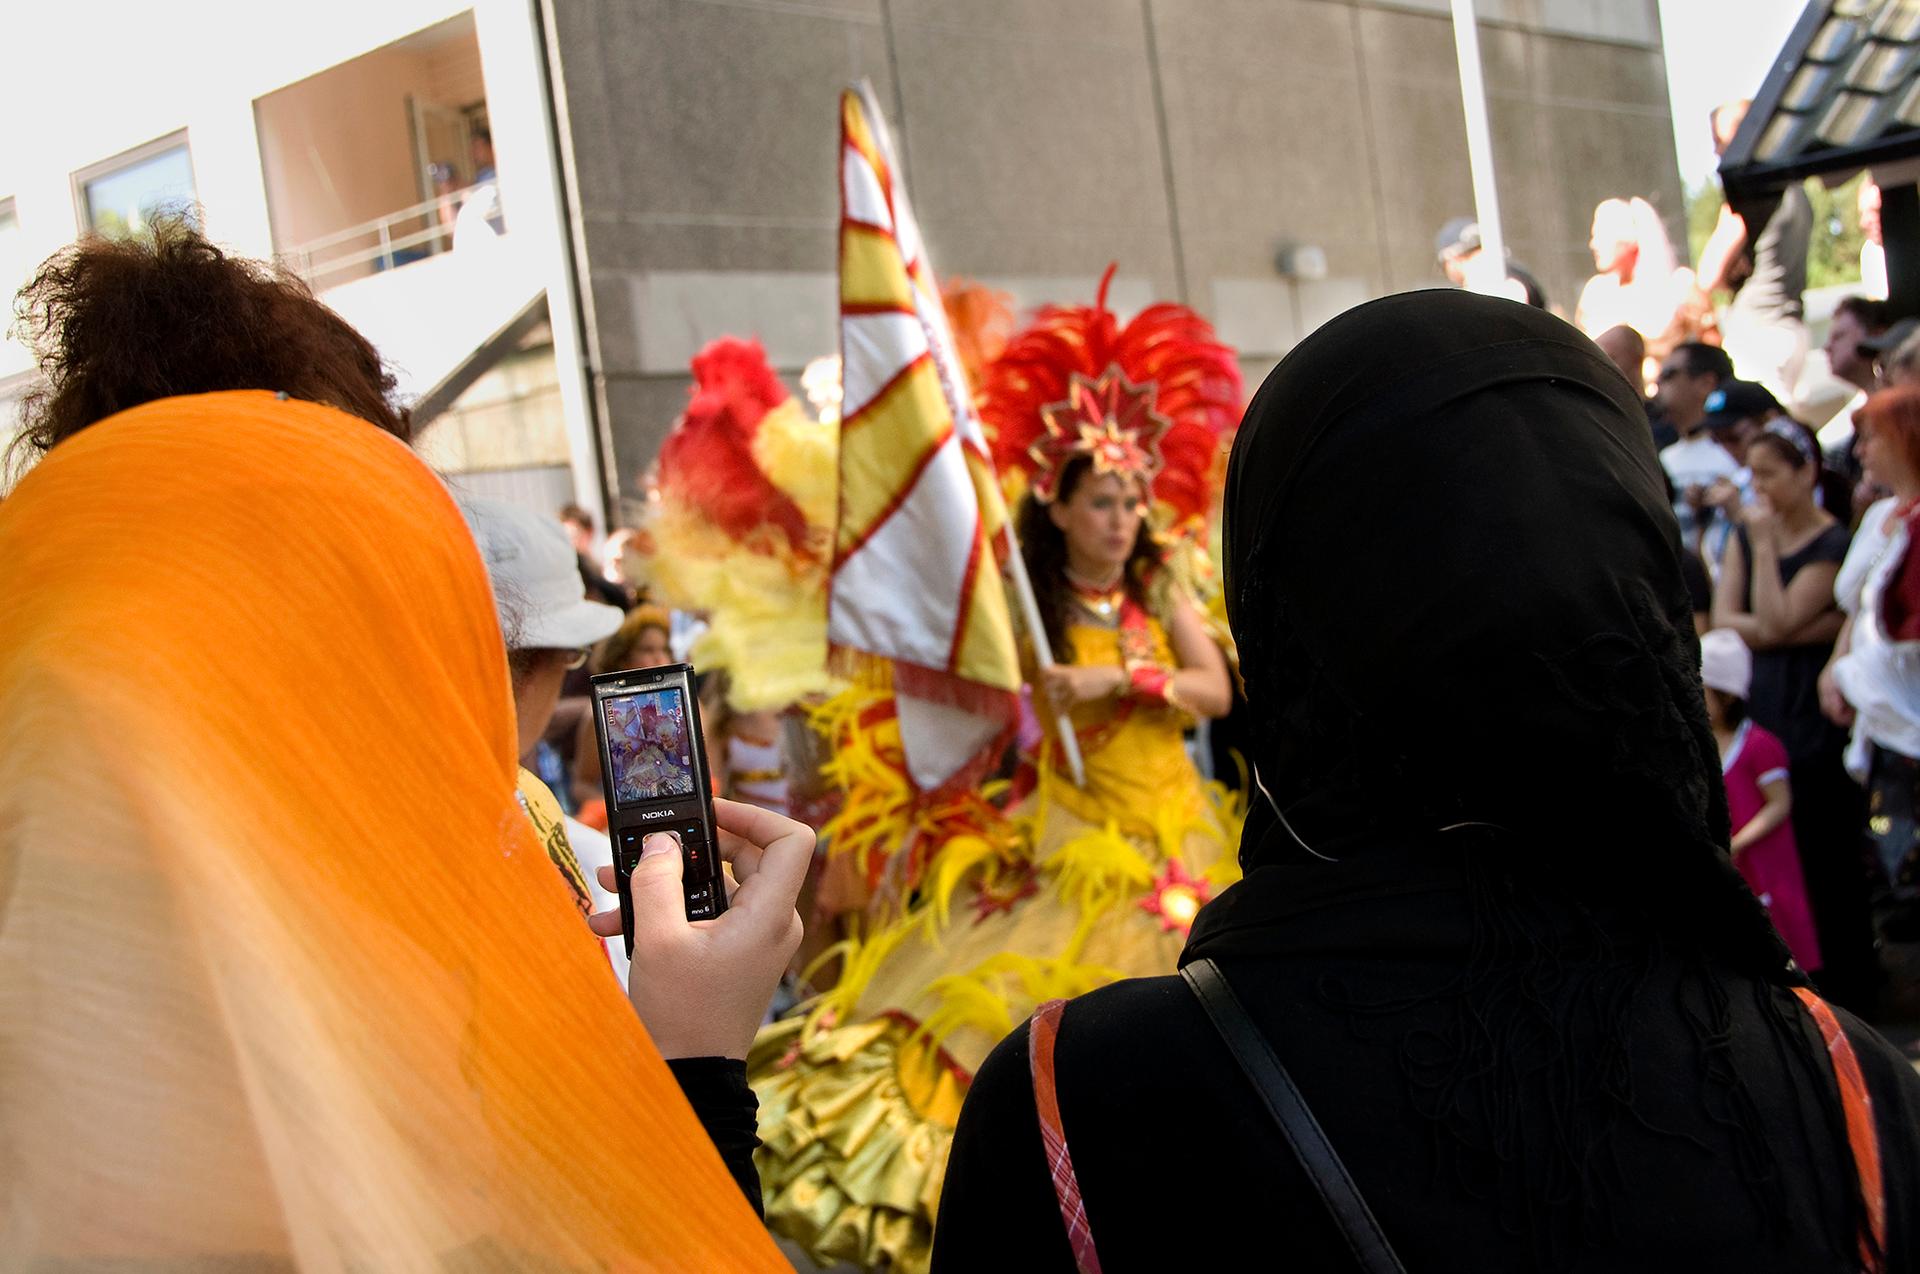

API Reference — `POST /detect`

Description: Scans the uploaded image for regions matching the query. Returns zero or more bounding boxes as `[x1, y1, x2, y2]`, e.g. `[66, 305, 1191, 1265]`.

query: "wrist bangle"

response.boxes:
[1127, 663, 1172, 706]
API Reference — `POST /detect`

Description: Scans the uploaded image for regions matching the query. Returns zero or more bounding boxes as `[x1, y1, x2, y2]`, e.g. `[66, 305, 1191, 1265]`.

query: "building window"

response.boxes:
[73, 132, 197, 238]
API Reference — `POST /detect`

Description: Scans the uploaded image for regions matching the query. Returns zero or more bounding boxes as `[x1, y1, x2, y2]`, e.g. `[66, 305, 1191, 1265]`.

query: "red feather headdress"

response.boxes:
[978, 264, 1242, 527]
[654, 337, 814, 557]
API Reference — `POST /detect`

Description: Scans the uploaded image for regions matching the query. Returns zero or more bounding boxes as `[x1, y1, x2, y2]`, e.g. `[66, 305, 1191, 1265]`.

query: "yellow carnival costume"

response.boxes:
[642, 337, 837, 717]
[751, 269, 1246, 1271]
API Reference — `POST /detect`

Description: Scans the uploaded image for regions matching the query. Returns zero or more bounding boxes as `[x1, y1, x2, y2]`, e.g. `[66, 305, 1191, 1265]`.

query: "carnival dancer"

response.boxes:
[749, 272, 1245, 1273]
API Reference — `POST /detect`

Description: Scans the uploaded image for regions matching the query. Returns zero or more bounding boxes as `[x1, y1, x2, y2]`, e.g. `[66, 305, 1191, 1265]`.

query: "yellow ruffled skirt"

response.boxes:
[751, 763, 1242, 1271]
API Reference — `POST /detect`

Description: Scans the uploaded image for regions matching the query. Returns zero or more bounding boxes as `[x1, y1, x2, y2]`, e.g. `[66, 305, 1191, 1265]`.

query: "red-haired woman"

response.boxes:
[1826, 385, 1920, 940]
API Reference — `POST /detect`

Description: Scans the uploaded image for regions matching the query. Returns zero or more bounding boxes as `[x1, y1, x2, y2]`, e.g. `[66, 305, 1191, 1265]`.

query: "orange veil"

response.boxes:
[0, 392, 786, 1270]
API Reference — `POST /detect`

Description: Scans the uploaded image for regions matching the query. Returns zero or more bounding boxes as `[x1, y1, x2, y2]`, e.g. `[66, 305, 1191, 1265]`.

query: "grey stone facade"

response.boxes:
[542, 0, 1681, 505]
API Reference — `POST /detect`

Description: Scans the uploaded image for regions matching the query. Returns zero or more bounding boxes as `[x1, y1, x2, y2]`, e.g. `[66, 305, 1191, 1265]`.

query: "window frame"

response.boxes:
[70, 129, 198, 237]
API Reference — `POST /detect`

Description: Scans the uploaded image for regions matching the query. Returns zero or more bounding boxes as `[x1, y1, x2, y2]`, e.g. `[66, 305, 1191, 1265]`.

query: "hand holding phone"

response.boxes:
[588, 798, 811, 1058]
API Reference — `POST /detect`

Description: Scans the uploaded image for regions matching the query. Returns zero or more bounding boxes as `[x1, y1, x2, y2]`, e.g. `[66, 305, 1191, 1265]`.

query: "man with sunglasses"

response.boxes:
[459, 494, 629, 977]
[1657, 341, 1738, 558]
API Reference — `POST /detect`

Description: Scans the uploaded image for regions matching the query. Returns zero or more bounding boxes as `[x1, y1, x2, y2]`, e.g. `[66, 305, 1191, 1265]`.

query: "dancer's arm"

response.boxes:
[1163, 595, 1232, 719]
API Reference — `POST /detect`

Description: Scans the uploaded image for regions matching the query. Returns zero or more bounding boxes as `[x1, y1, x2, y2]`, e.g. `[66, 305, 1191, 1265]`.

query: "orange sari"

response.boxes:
[0, 392, 786, 1270]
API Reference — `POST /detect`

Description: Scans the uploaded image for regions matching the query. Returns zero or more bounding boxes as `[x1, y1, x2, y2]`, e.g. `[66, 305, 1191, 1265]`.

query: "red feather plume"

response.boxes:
[979, 264, 1241, 526]
[655, 338, 814, 556]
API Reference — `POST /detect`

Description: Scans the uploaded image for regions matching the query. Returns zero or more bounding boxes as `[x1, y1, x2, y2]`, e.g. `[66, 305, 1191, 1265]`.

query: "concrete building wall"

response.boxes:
[544, 0, 1682, 507]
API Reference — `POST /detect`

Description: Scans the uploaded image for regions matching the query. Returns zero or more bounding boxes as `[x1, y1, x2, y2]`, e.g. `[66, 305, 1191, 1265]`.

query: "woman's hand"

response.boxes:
[1040, 662, 1122, 710]
[1704, 477, 1743, 516]
[1738, 497, 1777, 536]
[588, 798, 811, 1059]
[1818, 664, 1857, 727]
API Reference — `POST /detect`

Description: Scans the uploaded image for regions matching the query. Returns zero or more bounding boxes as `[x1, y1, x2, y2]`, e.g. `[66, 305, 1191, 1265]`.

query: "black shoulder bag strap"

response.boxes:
[1181, 957, 1408, 1274]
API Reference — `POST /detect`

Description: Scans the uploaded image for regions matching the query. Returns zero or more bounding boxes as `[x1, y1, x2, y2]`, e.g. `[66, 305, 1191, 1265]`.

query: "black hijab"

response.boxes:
[1181, 291, 1814, 1258]
[1189, 288, 1791, 981]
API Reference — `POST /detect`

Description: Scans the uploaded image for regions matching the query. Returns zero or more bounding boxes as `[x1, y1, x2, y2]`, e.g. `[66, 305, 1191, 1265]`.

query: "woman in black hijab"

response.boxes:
[930, 291, 1919, 1272]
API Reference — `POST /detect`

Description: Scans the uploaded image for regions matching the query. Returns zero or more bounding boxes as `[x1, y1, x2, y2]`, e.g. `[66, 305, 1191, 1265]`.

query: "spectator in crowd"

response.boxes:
[1698, 100, 1813, 404]
[560, 501, 596, 555]
[1867, 317, 1920, 390]
[602, 525, 643, 590]
[1861, 178, 1888, 300]
[1701, 628, 1823, 973]
[1826, 387, 1920, 940]
[1818, 295, 1891, 456]
[470, 125, 498, 185]
[559, 502, 630, 610]
[573, 604, 679, 817]
[1576, 196, 1704, 369]
[6, 218, 408, 480]
[0, 392, 803, 1266]
[1696, 379, 1782, 565]
[458, 495, 627, 967]
[1433, 217, 1549, 309]
[1693, 388, 1853, 545]
[931, 291, 1919, 1271]
[1656, 341, 1738, 555]
[1713, 419, 1881, 1010]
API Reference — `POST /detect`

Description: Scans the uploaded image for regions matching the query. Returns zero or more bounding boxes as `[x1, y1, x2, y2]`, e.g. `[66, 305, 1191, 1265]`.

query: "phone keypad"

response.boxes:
[614, 823, 723, 920]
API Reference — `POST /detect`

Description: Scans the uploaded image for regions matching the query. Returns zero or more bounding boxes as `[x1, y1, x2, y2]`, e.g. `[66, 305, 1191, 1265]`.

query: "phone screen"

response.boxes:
[603, 687, 697, 807]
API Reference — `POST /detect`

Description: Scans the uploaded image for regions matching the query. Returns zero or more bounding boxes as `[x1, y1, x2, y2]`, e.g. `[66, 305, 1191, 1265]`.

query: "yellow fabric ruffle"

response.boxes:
[752, 1015, 965, 1274]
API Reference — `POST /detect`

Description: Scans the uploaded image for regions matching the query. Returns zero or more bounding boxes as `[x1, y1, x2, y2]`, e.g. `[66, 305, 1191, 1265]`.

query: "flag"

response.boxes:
[829, 85, 1020, 794]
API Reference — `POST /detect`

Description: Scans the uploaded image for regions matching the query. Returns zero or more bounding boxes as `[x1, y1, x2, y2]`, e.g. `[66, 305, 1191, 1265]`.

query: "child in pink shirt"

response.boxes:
[1701, 629, 1823, 972]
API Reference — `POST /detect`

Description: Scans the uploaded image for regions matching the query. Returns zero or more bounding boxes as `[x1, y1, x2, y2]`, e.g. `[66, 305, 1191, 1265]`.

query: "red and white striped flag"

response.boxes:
[828, 85, 1022, 794]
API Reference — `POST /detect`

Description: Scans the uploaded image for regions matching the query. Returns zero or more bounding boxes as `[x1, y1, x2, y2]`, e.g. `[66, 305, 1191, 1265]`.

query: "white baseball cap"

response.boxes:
[1699, 628, 1752, 700]
[456, 494, 624, 651]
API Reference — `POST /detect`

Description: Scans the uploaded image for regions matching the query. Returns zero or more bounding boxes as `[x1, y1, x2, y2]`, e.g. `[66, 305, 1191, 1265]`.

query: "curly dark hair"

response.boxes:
[8, 218, 408, 474]
[1016, 455, 1161, 663]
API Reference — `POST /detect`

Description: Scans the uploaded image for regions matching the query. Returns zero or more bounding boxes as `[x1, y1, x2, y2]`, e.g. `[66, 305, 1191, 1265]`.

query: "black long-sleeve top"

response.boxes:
[665, 1057, 762, 1216]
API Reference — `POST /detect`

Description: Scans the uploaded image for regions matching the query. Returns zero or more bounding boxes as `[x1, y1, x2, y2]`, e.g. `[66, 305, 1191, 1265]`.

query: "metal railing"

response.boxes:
[283, 182, 500, 290]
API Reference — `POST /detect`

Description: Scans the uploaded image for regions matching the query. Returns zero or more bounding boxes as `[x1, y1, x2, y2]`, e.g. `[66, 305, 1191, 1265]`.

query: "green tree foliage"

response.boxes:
[1808, 172, 1867, 290]
[1685, 173, 1866, 292]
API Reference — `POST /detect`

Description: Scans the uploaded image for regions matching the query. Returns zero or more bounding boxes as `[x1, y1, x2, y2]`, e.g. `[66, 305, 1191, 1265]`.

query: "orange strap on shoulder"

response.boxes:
[1029, 999, 1104, 1274]
[1792, 986, 1887, 1272]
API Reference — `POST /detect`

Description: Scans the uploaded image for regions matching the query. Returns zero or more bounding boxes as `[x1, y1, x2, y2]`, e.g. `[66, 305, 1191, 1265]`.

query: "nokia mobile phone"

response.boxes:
[590, 663, 725, 954]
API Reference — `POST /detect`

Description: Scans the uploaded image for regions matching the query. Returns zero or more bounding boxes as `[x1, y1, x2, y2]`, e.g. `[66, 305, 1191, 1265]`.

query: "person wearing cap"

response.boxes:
[1864, 314, 1920, 390]
[1656, 341, 1738, 556]
[1433, 217, 1549, 309]
[458, 495, 629, 961]
[1700, 629, 1823, 973]
[457, 493, 802, 1213]
[1694, 380, 1784, 565]
[1816, 296, 1891, 458]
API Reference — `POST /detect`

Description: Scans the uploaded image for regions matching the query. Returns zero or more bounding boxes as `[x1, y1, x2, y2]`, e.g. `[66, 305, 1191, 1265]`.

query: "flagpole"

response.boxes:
[851, 80, 1086, 788]
[1449, 0, 1507, 292]
[1001, 528, 1087, 789]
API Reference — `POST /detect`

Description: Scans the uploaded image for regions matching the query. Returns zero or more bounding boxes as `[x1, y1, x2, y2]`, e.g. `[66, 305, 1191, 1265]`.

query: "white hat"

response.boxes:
[1699, 629, 1752, 699]
[456, 494, 624, 650]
